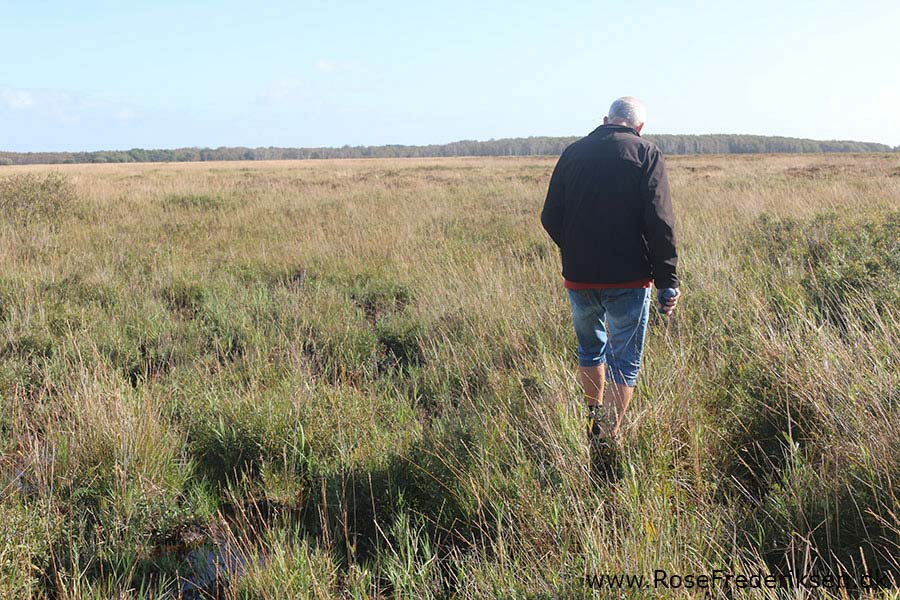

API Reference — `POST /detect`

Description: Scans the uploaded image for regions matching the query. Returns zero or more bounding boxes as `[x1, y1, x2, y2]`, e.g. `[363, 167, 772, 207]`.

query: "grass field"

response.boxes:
[1, 153, 898, 598]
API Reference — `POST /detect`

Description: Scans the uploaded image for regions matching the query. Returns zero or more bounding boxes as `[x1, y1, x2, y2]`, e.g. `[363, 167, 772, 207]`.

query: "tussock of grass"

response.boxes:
[161, 193, 230, 211]
[0, 172, 74, 226]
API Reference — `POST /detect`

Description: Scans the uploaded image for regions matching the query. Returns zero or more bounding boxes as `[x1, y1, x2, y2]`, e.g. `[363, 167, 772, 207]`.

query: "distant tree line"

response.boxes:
[1, 134, 896, 166]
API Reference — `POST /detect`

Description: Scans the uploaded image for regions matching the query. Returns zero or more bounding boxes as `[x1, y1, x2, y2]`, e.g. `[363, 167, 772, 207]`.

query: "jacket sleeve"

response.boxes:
[640, 148, 678, 289]
[541, 157, 566, 247]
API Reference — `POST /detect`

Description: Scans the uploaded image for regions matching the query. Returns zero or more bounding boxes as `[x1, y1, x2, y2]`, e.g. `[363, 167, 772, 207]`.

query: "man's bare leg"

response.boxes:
[579, 366, 632, 483]
[578, 365, 605, 407]
[603, 382, 635, 437]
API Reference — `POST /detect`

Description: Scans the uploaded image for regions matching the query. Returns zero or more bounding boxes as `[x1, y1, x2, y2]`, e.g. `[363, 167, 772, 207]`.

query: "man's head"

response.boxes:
[603, 96, 646, 133]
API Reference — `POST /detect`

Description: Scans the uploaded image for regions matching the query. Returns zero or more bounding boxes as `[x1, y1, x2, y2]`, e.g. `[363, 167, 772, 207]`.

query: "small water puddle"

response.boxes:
[175, 535, 250, 599]
[166, 499, 299, 597]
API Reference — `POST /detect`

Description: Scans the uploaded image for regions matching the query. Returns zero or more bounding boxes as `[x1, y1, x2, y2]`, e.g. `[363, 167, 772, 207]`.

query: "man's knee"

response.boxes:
[606, 361, 640, 387]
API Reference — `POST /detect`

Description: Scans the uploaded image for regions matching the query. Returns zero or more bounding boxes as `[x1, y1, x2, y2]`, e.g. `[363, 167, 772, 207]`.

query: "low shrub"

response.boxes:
[0, 172, 74, 226]
[346, 271, 413, 324]
[744, 451, 899, 585]
[0, 499, 62, 599]
[159, 279, 205, 318]
[747, 212, 900, 330]
[376, 314, 425, 371]
[161, 193, 229, 211]
[182, 391, 309, 487]
[712, 353, 824, 503]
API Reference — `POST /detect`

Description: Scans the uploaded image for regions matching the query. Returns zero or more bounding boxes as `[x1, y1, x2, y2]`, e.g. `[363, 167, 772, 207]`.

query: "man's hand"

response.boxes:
[657, 287, 680, 316]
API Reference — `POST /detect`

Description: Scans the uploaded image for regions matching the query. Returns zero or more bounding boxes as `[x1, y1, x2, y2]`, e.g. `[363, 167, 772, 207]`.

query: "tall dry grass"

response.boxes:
[0, 153, 898, 598]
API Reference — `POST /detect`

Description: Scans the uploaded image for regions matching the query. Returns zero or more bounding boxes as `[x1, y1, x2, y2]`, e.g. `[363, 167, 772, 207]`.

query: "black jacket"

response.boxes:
[540, 124, 678, 289]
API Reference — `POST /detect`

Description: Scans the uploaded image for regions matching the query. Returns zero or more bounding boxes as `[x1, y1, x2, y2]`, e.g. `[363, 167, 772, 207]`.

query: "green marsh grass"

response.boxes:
[0, 155, 898, 598]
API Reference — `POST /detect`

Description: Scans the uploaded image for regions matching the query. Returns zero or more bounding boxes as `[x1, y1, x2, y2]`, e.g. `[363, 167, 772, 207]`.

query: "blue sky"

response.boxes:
[2, 0, 898, 152]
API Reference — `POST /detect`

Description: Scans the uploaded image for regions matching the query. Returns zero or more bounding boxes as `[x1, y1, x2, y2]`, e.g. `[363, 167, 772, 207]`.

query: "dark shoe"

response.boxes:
[585, 406, 622, 484]
[589, 435, 622, 484]
[585, 405, 607, 440]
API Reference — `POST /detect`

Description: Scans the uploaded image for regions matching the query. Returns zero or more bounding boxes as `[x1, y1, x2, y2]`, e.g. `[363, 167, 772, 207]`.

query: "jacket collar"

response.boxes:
[590, 123, 640, 137]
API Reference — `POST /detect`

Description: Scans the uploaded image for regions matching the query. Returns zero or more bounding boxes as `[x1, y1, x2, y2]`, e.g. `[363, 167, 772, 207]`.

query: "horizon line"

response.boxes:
[2, 132, 897, 155]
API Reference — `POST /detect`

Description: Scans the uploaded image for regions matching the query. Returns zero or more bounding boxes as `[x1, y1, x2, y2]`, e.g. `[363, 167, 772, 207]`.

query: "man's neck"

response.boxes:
[598, 122, 640, 136]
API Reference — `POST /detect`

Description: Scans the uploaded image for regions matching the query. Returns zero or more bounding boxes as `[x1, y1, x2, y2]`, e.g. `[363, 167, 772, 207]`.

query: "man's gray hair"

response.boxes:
[607, 96, 647, 128]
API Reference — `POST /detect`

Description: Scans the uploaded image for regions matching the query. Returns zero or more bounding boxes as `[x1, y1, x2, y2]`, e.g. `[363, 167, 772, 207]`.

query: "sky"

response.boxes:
[2, 0, 899, 152]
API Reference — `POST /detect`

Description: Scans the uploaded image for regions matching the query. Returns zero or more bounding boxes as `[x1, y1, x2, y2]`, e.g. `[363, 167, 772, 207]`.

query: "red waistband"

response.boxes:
[564, 277, 652, 290]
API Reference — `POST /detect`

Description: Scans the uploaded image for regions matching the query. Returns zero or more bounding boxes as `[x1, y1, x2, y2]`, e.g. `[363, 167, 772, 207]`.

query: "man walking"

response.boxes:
[540, 96, 680, 482]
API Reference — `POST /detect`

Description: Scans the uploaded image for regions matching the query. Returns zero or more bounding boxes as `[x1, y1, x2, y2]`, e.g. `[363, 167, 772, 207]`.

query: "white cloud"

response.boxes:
[0, 87, 34, 110]
[316, 59, 336, 73]
[0, 86, 141, 128]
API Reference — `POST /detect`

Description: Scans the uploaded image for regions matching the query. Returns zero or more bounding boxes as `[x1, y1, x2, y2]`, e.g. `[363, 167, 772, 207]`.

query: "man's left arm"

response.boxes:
[541, 158, 566, 247]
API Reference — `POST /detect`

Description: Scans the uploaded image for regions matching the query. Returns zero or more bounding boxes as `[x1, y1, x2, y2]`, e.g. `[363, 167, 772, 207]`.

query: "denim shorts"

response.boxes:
[567, 287, 652, 386]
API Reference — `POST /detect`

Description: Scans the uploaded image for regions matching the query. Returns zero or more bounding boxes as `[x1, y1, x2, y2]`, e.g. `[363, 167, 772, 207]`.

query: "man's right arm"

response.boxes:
[640, 147, 678, 289]
[541, 157, 566, 247]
